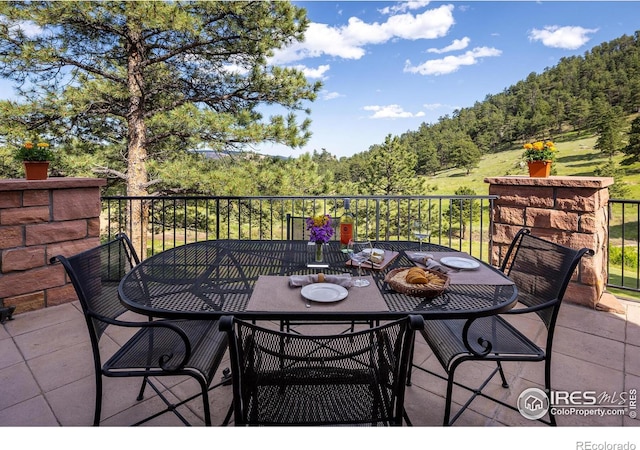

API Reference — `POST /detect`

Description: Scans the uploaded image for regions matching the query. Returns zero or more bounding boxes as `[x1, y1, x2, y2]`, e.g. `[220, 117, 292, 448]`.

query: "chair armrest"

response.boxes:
[461, 300, 555, 357]
[90, 312, 192, 371]
[461, 316, 493, 357]
[408, 314, 424, 330]
[219, 315, 235, 332]
[501, 297, 559, 315]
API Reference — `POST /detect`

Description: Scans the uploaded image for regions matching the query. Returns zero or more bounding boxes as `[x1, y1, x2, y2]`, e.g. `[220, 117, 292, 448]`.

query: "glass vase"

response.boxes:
[315, 242, 324, 262]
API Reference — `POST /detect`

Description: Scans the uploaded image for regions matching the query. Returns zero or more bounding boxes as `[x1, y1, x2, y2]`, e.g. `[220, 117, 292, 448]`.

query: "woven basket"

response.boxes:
[384, 267, 450, 298]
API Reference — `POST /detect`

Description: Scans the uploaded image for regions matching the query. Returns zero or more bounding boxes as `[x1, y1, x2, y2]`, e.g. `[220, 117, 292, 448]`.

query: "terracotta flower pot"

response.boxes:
[23, 161, 50, 180]
[527, 160, 552, 178]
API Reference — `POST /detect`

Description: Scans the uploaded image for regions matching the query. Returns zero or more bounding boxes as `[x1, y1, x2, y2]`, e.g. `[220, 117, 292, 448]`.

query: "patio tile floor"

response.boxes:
[1, 297, 640, 433]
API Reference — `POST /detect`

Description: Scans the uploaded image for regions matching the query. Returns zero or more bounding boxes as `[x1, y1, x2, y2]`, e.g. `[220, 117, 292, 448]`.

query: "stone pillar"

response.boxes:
[0, 178, 106, 314]
[485, 176, 613, 309]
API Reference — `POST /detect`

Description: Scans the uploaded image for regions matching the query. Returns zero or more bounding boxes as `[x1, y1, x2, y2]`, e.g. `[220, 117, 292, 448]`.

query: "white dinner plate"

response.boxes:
[301, 283, 349, 303]
[440, 256, 480, 270]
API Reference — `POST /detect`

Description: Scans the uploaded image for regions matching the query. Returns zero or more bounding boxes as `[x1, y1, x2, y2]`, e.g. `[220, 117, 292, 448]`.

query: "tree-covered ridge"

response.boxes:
[396, 31, 640, 176]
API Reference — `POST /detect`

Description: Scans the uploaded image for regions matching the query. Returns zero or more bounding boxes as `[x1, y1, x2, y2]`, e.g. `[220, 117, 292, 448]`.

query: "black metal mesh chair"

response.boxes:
[286, 214, 309, 240]
[50, 234, 229, 426]
[220, 314, 423, 426]
[413, 228, 592, 425]
[286, 213, 339, 241]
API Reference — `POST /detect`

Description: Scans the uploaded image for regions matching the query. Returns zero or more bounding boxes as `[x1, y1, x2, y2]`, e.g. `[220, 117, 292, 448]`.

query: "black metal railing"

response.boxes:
[101, 195, 640, 294]
[101, 195, 498, 262]
[608, 198, 640, 293]
[102, 195, 640, 292]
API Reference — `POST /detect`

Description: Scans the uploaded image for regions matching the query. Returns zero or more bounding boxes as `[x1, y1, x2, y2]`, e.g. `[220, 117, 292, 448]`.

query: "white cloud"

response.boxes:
[379, 5, 455, 41]
[221, 62, 249, 75]
[323, 91, 343, 100]
[528, 26, 599, 50]
[273, 22, 365, 63]
[427, 37, 470, 54]
[20, 22, 43, 37]
[404, 46, 502, 76]
[363, 104, 426, 119]
[271, 4, 455, 64]
[293, 64, 330, 79]
[4, 20, 44, 38]
[379, 1, 432, 15]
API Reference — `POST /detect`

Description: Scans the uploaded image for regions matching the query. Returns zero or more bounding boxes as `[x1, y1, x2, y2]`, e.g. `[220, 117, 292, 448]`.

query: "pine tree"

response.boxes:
[360, 134, 419, 196]
[622, 116, 640, 164]
[0, 1, 320, 253]
[594, 106, 626, 159]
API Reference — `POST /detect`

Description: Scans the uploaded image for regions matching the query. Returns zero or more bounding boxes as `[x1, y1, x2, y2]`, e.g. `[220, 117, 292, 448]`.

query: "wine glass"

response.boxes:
[411, 220, 430, 252]
[347, 240, 372, 287]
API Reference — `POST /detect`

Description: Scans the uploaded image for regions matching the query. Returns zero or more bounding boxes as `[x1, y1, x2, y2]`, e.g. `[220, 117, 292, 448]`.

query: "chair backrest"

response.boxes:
[286, 214, 339, 241]
[500, 228, 592, 329]
[221, 314, 423, 426]
[51, 234, 140, 341]
[286, 214, 308, 240]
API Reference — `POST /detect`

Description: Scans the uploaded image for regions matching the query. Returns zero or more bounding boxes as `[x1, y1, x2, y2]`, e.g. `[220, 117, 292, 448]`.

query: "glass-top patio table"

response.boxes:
[118, 240, 517, 322]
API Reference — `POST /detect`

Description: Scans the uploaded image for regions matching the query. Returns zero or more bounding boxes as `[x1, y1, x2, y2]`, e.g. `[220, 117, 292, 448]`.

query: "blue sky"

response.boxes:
[257, 0, 640, 158]
[1, 1, 638, 159]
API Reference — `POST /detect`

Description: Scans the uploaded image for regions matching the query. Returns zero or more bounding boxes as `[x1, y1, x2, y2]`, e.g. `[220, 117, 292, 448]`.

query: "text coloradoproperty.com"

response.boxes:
[553, 407, 628, 416]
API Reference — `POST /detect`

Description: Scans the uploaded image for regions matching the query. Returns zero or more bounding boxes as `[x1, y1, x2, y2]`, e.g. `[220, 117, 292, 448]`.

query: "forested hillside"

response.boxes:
[2, 30, 639, 198]
[393, 31, 640, 176]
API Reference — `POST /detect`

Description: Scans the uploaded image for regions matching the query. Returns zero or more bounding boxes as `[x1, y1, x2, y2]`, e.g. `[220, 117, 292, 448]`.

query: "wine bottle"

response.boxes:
[340, 198, 354, 252]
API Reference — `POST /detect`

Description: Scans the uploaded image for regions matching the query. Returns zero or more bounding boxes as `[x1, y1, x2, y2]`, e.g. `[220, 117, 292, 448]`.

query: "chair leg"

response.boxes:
[545, 361, 557, 426]
[548, 407, 557, 426]
[406, 338, 416, 386]
[222, 403, 234, 426]
[200, 381, 212, 426]
[93, 374, 103, 426]
[443, 360, 498, 426]
[136, 376, 149, 401]
[443, 373, 455, 426]
[497, 361, 509, 388]
[402, 408, 413, 426]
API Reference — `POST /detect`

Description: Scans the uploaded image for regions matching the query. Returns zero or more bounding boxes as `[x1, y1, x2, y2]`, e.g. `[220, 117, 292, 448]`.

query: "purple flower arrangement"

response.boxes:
[306, 214, 334, 244]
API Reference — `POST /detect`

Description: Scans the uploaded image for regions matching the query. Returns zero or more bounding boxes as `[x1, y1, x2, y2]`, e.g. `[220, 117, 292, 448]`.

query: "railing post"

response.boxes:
[375, 198, 381, 242]
[0, 178, 105, 315]
[485, 175, 614, 309]
[215, 198, 220, 240]
[488, 197, 495, 264]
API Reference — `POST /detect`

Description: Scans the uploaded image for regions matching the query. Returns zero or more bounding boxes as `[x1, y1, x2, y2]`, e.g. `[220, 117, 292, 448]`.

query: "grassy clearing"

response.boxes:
[423, 133, 640, 299]
[426, 134, 640, 199]
[605, 287, 640, 302]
